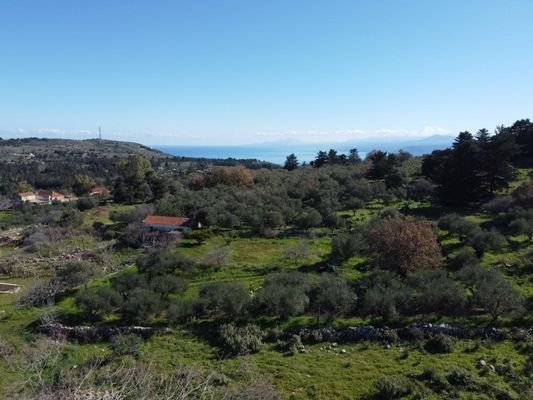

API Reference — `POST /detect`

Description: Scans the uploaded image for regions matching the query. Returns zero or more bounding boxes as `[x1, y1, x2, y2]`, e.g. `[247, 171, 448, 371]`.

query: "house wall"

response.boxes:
[143, 223, 191, 232]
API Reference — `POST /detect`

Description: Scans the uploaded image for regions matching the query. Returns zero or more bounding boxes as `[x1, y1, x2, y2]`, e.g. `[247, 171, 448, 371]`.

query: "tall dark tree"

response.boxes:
[113, 156, 154, 203]
[348, 148, 361, 164]
[283, 153, 299, 171]
[313, 151, 329, 168]
[423, 129, 517, 205]
[366, 151, 395, 180]
[505, 119, 533, 165]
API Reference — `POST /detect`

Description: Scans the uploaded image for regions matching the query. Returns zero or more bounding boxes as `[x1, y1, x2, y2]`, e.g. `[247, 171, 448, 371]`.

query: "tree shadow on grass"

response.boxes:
[178, 241, 202, 248]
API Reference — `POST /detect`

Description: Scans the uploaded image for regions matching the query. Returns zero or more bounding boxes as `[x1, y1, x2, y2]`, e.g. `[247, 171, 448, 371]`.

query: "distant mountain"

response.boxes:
[247, 134, 456, 157]
[356, 135, 455, 155]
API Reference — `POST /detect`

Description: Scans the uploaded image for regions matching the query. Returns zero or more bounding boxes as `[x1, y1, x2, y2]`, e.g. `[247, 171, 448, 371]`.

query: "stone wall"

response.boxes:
[276, 323, 532, 344]
[36, 323, 169, 343]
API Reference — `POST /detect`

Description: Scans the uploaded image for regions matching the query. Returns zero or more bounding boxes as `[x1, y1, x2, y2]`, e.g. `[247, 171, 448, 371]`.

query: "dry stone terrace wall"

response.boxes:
[275, 323, 533, 344]
[36, 322, 533, 344]
[36, 323, 170, 343]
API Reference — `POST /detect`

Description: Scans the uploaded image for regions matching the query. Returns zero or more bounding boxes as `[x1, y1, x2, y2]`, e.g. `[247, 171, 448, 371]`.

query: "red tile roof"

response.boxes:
[90, 186, 107, 194]
[37, 190, 64, 198]
[142, 215, 190, 227]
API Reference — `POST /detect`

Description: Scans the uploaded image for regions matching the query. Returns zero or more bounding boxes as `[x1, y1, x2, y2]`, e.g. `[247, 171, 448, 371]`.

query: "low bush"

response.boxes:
[285, 335, 303, 356]
[168, 298, 206, 324]
[109, 334, 142, 357]
[374, 375, 412, 399]
[418, 368, 449, 392]
[446, 368, 474, 388]
[218, 323, 263, 356]
[424, 333, 455, 354]
[0, 337, 13, 360]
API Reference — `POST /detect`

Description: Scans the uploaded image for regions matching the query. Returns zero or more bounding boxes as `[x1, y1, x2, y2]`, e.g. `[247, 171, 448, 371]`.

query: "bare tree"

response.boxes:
[284, 241, 311, 266]
[202, 245, 231, 270]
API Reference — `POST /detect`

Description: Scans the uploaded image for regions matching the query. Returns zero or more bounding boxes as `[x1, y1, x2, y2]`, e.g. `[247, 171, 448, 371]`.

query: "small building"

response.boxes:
[37, 190, 65, 202]
[142, 215, 192, 232]
[89, 186, 109, 197]
[16, 190, 77, 205]
[16, 192, 37, 203]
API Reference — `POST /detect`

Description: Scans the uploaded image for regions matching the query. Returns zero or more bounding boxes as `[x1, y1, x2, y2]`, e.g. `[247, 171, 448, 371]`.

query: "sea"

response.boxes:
[154, 136, 454, 166]
[154, 145, 362, 166]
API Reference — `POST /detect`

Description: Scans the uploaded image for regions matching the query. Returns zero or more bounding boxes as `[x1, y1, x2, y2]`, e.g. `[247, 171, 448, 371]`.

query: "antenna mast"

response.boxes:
[98, 127, 102, 140]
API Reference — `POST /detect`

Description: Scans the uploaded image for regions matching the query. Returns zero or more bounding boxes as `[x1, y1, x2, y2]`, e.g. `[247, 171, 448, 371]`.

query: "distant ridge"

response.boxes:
[0, 137, 171, 163]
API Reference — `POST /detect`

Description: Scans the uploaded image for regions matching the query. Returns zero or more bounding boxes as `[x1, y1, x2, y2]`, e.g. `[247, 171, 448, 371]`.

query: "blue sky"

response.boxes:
[1, 0, 532, 145]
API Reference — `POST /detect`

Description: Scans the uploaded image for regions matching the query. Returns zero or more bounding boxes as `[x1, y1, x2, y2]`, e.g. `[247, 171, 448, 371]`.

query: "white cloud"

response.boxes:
[255, 126, 452, 143]
[419, 126, 451, 135]
[37, 128, 66, 134]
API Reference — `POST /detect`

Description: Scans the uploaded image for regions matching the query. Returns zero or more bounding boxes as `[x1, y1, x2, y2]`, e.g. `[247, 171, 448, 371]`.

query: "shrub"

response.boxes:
[294, 208, 323, 232]
[482, 196, 515, 214]
[109, 334, 142, 357]
[446, 368, 474, 388]
[379, 208, 401, 219]
[112, 271, 148, 299]
[286, 335, 303, 356]
[168, 298, 206, 324]
[459, 266, 524, 320]
[471, 269, 524, 321]
[218, 323, 263, 356]
[512, 181, 533, 208]
[58, 207, 83, 228]
[56, 262, 100, 288]
[76, 197, 99, 211]
[310, 275, 356, 321]
[438, 213, 462, 231]
[330, 231, 365, 262]
[199, 281, 250, 318]
[448, 246, 479, 270]
[406, 269, 466, 315]
[406, 178, 435, 201]
[509, 217, 533, 240]
[118, 222, 143, 248]
[375, 375, 412, 399]
[466, 228, 507, 257]
[360, 271, 410, 322]
[149, 275, 187, 301]
[381, 329, 399, 345]
[120, 288, 161, 321]
[75, 287, 122, 319]
[418, 368, 449, 392]
[254, 272, 310, 319]
[424, 334, 455, 354]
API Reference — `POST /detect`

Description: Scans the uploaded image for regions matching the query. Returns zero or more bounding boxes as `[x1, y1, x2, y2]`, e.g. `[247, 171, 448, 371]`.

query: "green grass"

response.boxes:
[81, 204, 135, 227]
[112, 332, 528, 400]
[2, 175, 533, 399]
[180, 235, 331, 288]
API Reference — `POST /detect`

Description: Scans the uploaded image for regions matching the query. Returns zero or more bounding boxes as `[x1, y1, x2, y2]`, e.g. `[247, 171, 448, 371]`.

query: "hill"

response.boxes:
[0, 138, 170, 163]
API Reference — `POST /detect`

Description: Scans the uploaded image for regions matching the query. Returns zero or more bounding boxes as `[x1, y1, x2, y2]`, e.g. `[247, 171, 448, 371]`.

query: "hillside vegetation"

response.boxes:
[1, 119, 533, 399]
